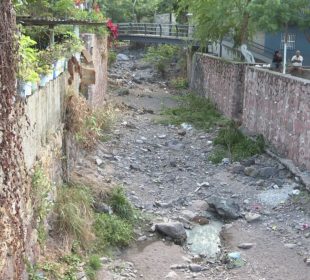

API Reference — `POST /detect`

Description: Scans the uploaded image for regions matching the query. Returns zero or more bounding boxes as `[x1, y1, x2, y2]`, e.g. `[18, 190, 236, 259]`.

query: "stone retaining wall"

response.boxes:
[243, 67, 310, 170]
[190, 52, 310, 170]
[190, 53, 245, 121]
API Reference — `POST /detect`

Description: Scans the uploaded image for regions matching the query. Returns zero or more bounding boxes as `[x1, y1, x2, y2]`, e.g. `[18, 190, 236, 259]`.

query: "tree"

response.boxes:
[179, 0, 255, 46]
[249, 0, 310, 73]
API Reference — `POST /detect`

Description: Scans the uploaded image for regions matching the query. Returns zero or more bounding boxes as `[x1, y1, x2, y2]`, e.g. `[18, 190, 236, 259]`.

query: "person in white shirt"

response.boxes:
[291, 50, 303, 73]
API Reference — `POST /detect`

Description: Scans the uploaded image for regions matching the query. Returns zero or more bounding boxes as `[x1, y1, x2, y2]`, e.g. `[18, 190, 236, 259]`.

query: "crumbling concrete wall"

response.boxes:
[81, 34, 108, 108]
[190, 53, 245, 121]
[1, 28, 108, 278]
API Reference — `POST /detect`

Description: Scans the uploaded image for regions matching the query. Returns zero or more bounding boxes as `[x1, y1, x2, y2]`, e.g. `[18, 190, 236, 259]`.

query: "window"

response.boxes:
[280, 33, 296, 50]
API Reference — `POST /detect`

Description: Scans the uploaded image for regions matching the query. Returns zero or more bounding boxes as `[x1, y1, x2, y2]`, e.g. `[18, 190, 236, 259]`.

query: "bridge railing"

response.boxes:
[118, 23, 195, 39]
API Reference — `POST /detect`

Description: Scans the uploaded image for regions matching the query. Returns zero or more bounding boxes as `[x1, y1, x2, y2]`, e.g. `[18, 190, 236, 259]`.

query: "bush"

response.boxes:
[108, 186, 135, 222]
[144, 44, 180, 76]
[210, 123, 265, 163]
[94, 213, 133, 251]
[54, 184, 95, 247]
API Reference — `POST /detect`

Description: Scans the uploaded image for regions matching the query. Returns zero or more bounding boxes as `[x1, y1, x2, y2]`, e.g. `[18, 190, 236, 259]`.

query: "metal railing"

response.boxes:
[118, 23, 196, 39]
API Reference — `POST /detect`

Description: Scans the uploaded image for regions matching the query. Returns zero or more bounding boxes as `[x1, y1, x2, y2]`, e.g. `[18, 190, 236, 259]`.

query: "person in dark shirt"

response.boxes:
[272, 50, 282, 71]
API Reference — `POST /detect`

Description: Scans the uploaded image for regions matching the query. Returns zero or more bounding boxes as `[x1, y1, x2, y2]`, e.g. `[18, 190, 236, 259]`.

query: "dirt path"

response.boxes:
[93, 49, 310, 280]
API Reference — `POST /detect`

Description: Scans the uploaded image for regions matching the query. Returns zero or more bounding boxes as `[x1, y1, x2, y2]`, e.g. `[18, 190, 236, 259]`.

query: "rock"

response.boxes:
[165, 271, 179, 279]
[207, 196, 240, 219]
[197, 182, 210, 188]
[180, 123, 192, 130]
[237, 243, 254, 249]
[189, 264, 204, 272]
[284, 243, 296, 249]
[133, 77, 142, 84]
[241, 158, 256, 167]
[95, 158, 103, 166]
[258, 167, 278, 178]
[244, 166, 258, 177]
[177, 130, 186, 136]
[226, 252, 245, 269]
[170, 264, 188, 269]
[117, 53, 129, 61]
[76, 271, 86, 280]
[117, 88, 130, 96]
[191, 216, 209, 225]
[222, 158, 230, 164]
[181, 210, 196, 220]
[137, 235, 147, 242]
[154, 200, 173, 208]
[231, 163, 245, 174]
[190, 200, 209, 212]
[290, 189, 300, 196]
[155, 222, 187, 244]
[245, 213, 261, 223]
[134, 61, 152, 70]
[304, 257, 310, 266]
[158, 134, 167, 139]
[170, 161, 177, 167]
[93, 202, 111, 214]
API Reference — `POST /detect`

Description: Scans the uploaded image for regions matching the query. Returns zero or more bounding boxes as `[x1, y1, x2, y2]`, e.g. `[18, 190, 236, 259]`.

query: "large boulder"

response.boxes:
[207, 196, 240, 219]
[155, 222, 187, 244]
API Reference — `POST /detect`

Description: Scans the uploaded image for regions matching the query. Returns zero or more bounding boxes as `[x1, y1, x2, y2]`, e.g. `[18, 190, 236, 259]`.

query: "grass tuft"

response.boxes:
[209, 122, 265, 163]
[93, 213, 134, 251]
[31, 165, 53, 246]
[85, 255, 102, 280]
[54, 183, 95, 247]
[170, 77, 188, 89]
[108, 186, 135, 222]
[65, 89, 116, 150]
[161, 93, 228, 130]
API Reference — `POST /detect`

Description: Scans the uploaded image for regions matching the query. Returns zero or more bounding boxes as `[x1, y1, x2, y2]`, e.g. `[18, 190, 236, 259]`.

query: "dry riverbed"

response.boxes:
[79, 49, 310, 280]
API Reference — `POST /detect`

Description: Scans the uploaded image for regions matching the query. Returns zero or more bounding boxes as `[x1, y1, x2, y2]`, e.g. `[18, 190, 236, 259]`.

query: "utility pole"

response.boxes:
[282, 22, 288, 74]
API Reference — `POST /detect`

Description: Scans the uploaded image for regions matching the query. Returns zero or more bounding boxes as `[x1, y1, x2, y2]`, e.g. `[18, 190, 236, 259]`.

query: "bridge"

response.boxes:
[117, 23, 274, 63]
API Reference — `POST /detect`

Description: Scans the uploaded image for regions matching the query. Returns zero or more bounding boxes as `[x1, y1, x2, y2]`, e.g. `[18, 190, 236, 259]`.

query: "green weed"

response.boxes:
[31, 166, 53, 246]
[161, 93, 228, 130]
[108, 51, 117, 66]
[209, 123, 265, 163]
[93, 213, 134, 251]
[85, 255, 102, 280]
[171, 77, 188, 89]
[108, 186, 135, 222]
[54, 184, 95, 247]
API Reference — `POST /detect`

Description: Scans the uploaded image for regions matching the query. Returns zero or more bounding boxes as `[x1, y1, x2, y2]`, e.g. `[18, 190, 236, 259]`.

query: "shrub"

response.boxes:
[94, 213, 133, 251]
[144, 44, 180, 76]
[54, 184, 95, 247]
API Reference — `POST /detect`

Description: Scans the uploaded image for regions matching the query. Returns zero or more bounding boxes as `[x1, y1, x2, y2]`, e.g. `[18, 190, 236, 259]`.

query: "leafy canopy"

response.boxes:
[180, 0, 310, 46]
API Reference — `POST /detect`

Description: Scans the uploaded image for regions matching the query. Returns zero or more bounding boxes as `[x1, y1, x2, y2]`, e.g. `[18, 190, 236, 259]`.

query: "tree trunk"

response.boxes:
[0, 1, 31, 279]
